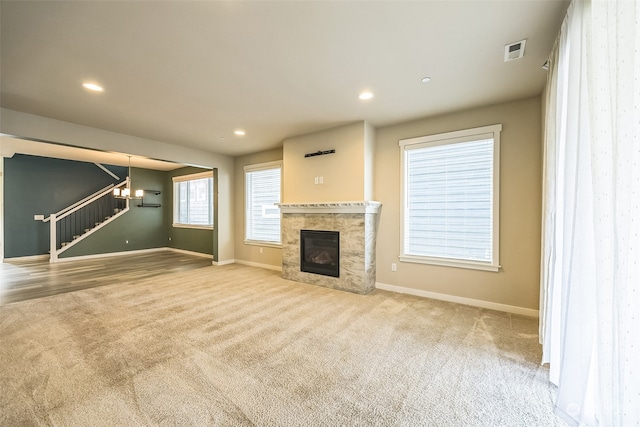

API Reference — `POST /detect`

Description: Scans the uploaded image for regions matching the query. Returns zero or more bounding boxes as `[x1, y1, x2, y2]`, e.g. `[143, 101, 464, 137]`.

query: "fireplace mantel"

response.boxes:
[278, 201, 381, 214]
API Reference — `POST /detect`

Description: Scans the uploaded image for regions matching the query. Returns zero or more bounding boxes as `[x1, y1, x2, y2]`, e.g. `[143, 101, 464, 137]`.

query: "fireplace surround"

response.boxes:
[279, 201, 381, 294]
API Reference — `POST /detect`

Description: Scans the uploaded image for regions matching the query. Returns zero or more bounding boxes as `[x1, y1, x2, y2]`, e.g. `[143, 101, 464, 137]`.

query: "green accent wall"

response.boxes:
[3, 154, 126, 258]
[60, 167, 168, 258]
[4, 155, 216, 260]
[165, 166, 215, 257]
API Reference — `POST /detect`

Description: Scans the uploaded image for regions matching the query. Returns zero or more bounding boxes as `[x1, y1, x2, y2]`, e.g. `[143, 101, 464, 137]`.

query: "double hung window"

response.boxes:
[399, 124, 501, 271]
[172, 171, 214, 229]
[244, 161, 282, 246]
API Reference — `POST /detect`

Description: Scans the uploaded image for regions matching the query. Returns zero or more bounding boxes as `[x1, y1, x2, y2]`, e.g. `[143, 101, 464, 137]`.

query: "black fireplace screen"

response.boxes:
[300, 230, 339, 278]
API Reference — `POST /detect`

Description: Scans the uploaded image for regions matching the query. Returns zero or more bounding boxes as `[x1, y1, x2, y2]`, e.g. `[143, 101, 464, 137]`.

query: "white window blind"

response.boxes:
[400, 124, 501, 271]
[172, 171, 213, 228]
[245, 162, 281, 244]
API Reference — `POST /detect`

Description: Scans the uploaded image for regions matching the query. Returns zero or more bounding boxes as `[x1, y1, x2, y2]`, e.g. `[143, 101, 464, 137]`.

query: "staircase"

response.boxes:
[47, 182, 130, 262]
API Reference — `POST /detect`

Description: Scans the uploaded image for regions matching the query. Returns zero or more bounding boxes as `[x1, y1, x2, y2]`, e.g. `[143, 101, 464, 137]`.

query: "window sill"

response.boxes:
[244, 240, 282, 249]
[172, 224, 213, 230]
[399, 255, 500, 272]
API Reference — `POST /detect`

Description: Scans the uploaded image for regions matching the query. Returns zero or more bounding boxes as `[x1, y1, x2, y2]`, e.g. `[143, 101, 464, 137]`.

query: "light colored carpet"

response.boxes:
[0, 264, 562, 426]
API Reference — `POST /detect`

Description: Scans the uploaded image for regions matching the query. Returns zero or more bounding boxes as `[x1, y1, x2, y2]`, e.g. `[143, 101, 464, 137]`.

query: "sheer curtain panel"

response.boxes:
[540, 0, 640, 425]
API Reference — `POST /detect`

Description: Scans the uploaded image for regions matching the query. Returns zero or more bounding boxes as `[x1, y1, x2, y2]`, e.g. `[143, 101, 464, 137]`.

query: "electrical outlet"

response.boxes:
[125, 240, 129, 244]
[168, 237, 172, 241]
[391, 263, 397, 272]
[319, 176, 324, 184]
[259, 247, 263, 254]
[34, 214, 45, 221]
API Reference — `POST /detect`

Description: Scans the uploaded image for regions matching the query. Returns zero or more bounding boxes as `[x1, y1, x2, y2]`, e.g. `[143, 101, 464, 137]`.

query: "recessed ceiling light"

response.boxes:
[358, 91, 374, 100]
[234, 130, 246, 136]
[421, 77, 432, 83]
[82, 82, 104, 92]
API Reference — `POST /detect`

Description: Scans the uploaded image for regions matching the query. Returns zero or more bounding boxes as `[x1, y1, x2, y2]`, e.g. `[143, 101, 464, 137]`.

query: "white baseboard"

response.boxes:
[167, 247, 213, 259]
[2, 254, 50, 263]
[234, 259, 282, 271]
[375, 282, 539, 318]
[212, 259, 235, 266]
[56, 247, 168, 263]
[58, 247, 215, 263]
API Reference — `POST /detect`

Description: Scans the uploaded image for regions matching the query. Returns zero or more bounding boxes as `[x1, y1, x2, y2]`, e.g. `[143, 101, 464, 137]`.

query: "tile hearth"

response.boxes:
[279, 201, 381, 294]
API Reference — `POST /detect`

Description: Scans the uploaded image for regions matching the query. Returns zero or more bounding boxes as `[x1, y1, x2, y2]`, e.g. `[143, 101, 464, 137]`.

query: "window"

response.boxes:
[244, 161, 282, 246]
[172, 171, 213, 229]
[399, 124, 501, 271]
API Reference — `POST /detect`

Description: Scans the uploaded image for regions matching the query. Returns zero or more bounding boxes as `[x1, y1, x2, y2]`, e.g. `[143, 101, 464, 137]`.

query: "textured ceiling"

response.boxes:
[1, 1, 568, 158]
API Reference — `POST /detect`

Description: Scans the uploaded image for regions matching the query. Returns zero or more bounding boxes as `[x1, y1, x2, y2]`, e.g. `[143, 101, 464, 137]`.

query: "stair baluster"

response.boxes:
[47, 182, 130, 263]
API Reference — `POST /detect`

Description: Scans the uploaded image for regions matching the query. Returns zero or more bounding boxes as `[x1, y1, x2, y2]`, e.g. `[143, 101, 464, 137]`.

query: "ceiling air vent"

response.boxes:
[504, 39, 526, 62]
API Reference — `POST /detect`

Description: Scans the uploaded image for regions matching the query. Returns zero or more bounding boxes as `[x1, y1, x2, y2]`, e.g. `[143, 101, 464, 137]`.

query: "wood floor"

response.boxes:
[0, 250, 213, 305]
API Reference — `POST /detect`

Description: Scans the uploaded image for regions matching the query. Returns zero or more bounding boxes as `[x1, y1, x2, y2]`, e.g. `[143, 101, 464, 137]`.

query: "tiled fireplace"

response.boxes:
[279, 201, 381, 294]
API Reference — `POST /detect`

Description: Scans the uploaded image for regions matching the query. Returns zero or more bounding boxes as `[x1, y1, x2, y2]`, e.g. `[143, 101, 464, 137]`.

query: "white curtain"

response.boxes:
[540, 0, 640, 425]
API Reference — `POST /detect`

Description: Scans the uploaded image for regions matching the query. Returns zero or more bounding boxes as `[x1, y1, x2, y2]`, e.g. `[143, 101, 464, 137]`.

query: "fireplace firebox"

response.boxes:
[300, 230, 340, 278]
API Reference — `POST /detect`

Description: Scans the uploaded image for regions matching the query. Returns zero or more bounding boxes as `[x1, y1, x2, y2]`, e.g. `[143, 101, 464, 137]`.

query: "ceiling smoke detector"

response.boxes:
[504, 39, 526, 62]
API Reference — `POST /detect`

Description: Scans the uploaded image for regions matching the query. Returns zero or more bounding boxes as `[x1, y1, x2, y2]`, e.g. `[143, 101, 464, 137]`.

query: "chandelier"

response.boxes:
[113, 156, 143, 199]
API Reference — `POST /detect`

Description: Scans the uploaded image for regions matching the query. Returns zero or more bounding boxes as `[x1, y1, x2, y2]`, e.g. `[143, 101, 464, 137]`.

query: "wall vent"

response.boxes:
[504, 39, 526, 62]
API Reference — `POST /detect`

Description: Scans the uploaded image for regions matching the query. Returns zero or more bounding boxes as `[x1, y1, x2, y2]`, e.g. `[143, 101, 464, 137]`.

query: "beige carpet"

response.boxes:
[0, 264, 562, 426]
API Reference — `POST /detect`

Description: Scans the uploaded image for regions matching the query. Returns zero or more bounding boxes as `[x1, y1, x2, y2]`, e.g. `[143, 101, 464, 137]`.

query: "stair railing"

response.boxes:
[44, 184, 115, 223]
[49, 181, 129, 262]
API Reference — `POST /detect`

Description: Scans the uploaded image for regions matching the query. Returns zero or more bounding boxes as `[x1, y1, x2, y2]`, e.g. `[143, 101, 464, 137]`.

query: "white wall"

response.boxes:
[234, 98, 544, 315]
[364, 121, 375, 201]
[0, 155, 3, 260]
[283, 121, 370, 203]
[233, 147, 283, 268]
[374, 96, 543, 312]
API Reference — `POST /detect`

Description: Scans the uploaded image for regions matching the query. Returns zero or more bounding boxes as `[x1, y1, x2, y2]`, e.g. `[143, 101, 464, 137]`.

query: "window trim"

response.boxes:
[244, 160, 283, 247]
[172, 171, 214, 230]
[399, 124, 502, 272]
